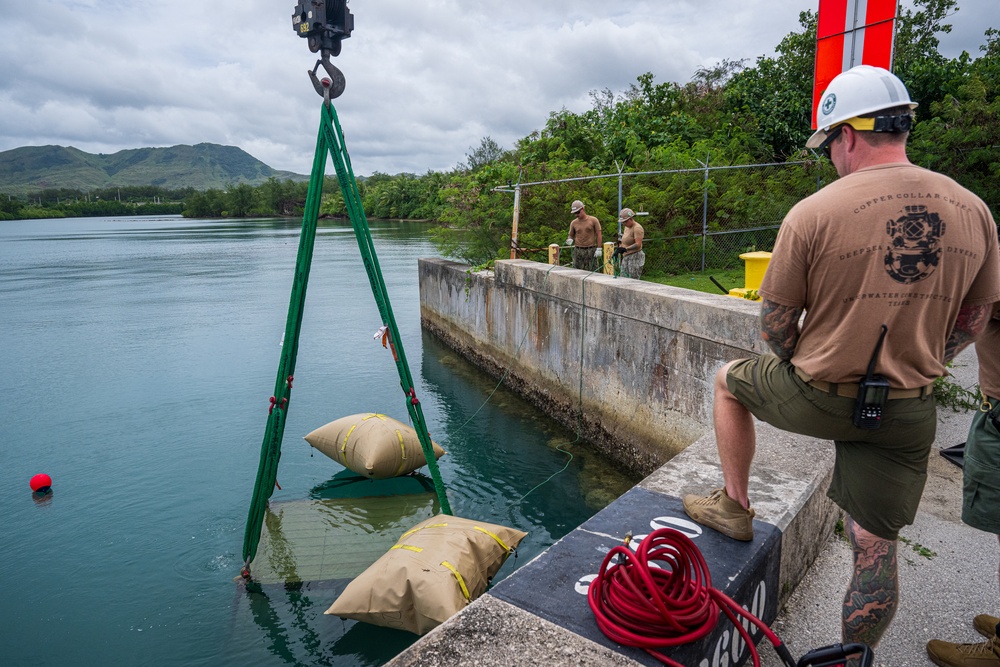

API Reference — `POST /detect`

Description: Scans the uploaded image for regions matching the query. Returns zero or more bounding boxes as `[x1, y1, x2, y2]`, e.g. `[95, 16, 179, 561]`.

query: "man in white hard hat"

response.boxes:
[613, 208, 645, 279]
[566, 199, 603, 271]
[683, 65, 1000, 658]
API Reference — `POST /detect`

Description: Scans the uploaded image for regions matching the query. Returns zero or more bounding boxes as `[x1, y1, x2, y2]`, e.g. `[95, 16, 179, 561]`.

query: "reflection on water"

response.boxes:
[0, 215, 637, 666]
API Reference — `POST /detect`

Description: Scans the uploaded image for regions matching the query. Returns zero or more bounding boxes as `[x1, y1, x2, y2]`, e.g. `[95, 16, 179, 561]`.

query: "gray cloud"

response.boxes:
[0, 0, 993, 178]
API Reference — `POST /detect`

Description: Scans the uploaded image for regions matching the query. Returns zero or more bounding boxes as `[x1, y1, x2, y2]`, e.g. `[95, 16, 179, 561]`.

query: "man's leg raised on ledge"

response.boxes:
[684, 361, 757, 541]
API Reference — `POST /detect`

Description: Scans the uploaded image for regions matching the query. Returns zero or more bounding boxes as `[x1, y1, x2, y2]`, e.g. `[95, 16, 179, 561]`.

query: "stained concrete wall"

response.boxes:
[419, 258, 768, 477]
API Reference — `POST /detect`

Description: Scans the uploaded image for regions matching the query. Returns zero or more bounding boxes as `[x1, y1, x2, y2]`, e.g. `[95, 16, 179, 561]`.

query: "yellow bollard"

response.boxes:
[740, 251, 772, 290]
[548, 244, 561, 265]
[603, 242, 615, 275]
[728, 251, 772, 300]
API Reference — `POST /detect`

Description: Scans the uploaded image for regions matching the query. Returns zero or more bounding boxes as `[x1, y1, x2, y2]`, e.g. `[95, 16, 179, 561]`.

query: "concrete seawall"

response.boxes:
[393, 259, 840, 666]
[419, 258, 768, 477]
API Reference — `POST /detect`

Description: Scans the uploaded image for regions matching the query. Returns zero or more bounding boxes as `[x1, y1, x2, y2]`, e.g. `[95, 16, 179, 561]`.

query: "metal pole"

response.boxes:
[510, 184, 521, 260]
[701, 153, 710, 272]
[616, 161, 624, 238]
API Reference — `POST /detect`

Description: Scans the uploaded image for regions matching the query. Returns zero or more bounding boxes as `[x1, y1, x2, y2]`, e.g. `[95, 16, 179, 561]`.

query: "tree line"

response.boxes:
[0, 185, 189, 220]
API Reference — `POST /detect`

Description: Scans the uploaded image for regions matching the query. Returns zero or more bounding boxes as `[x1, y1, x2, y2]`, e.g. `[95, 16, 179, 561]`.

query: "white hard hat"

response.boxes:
[618, 208, 635, 223]
[807, 65, 917, 148]
[570, 200, 585, 213]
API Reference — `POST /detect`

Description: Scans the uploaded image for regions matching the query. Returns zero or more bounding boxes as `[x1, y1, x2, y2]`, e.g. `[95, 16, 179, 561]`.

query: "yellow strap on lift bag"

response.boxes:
[325, 514, 528, 635]
[304, 413, 446, 479]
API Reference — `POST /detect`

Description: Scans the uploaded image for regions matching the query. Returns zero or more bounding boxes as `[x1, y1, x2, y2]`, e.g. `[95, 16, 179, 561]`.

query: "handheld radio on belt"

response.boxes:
[853, 324, 890, 430]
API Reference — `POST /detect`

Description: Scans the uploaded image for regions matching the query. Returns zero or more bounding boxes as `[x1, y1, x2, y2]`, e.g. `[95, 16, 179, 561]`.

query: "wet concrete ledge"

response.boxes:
[390, 259, 839, 666]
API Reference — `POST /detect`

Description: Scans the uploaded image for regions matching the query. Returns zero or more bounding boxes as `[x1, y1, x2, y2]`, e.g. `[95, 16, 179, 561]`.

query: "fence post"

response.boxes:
[701, 153, 710, 272]
[510, 184, 521, 259]
[548, 244, 560, 265]
[615, 160, 625, 238]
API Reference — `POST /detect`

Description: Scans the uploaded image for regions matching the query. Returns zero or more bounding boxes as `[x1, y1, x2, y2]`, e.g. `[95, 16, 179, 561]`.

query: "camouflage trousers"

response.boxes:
[620, 250, 645, 279]
[572, 246, 599, 271]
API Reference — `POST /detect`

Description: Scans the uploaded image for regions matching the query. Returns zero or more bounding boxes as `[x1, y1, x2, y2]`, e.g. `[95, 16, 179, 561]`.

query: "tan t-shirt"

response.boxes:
[569, 215, 602, 248]
[622, 222, 644, 254]
[978, 304, 1000, 400]
[759, 163, 1000, 388]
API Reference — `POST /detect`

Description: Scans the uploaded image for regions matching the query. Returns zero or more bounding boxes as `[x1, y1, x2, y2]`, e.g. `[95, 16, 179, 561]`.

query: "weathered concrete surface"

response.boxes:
[389, 594, 644, 667]
[419, 258, 767, 478]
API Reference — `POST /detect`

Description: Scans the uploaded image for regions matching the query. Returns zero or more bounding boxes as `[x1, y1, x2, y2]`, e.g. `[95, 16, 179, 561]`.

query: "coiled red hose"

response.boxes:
[587, 527, 794, 667]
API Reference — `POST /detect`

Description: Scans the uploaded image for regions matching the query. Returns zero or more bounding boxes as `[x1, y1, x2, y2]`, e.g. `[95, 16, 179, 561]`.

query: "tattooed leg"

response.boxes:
[842, 516, 898, 657]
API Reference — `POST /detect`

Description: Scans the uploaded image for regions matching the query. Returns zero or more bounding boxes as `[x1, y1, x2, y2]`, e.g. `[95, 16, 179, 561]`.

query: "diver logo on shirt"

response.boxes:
[884, 205, 946, 284]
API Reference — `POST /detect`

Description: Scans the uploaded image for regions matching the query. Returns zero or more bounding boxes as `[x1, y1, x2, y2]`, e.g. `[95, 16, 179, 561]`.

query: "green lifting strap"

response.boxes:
[241, 101, 452, 576]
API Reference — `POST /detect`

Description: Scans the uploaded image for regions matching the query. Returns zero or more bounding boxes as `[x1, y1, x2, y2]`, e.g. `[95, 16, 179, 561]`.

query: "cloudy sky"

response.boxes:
[0, 1, 994, 177]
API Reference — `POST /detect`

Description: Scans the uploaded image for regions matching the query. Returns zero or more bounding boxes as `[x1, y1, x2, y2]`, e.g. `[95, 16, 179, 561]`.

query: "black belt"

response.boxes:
[574, 245, 596, 249]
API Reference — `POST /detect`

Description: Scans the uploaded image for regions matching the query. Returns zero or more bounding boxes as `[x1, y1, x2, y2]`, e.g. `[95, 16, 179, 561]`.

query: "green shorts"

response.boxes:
[727, 355, 937, 540]
[962, 398, 1000, 534]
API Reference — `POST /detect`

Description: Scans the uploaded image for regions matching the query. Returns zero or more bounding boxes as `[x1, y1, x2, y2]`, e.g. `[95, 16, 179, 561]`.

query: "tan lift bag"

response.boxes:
[325, 514, 528, 634]
[304, 413, 445, 479]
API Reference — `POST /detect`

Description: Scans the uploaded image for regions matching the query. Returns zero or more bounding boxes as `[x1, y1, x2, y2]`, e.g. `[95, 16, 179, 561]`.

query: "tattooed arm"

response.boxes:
[760, 298, 804, 361]
[943, 303, 990, 364]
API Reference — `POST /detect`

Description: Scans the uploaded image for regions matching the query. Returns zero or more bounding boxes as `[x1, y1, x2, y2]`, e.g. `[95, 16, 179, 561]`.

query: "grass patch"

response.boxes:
[934, 360, 981, 412]
[646, 268, 746, 296]
[898, 536, 937, 560]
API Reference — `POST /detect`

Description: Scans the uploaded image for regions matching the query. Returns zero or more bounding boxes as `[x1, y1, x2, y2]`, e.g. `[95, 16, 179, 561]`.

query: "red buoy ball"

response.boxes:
[30, 473, 52, 493]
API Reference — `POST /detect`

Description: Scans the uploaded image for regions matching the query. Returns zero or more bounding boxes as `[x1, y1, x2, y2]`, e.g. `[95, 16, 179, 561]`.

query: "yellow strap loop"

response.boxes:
[393, 429, 407, 476]
[390, 544, 423, 553]
[474, 526, 512, 552]
[399, 523, 448, 540]
[362, 413, 387, 421]
[341, 424, 358, 460]
[441, 561, 471, 601]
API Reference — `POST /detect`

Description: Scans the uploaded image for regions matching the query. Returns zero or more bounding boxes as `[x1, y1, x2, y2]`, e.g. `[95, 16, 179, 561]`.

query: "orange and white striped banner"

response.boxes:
[812, 0, 899, 128]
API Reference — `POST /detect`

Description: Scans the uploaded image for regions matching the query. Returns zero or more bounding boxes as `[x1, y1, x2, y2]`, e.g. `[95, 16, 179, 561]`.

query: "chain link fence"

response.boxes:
[507, 159, 837, 276]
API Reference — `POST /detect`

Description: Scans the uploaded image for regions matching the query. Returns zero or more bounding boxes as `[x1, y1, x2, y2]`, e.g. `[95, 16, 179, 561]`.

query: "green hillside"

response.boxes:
[0, 143, 307, 195]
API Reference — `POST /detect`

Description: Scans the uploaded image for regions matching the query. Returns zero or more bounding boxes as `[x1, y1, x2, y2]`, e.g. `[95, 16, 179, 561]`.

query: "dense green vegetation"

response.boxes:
[177, 171, 451, 220]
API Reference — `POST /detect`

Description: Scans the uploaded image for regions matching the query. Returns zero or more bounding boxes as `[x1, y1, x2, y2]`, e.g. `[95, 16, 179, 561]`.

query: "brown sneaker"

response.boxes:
[926, 635, 1000, 667]
[682, 488, 755, 541]
[975, 615, 1000, 639]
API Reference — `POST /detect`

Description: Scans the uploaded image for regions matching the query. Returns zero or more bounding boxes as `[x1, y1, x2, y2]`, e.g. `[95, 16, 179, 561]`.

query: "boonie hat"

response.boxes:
[807, 65, 917, 149]
[618, 208, 635, 223]
[570, 200, 584, 213]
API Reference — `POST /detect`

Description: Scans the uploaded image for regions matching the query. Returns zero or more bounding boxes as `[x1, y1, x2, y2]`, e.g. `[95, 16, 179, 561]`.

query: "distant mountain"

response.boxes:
[0, 144, 308, 194]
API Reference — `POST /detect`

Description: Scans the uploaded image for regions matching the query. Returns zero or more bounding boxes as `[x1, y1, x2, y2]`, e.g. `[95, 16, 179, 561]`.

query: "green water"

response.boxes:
[0, 215, 635, 666]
